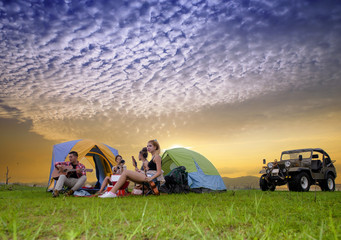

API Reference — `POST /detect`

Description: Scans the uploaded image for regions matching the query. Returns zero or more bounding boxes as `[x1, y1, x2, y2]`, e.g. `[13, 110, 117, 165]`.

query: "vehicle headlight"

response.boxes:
[267, 162, 273, 169]
[285, 161, 291, 168]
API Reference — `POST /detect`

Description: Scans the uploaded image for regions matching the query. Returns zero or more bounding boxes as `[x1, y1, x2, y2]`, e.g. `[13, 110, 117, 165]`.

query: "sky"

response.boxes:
[0, 0, 341, 185]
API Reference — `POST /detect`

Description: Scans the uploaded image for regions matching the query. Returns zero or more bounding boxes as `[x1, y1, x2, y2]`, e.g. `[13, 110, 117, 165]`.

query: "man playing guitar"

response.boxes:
[53, 151, 87, 197]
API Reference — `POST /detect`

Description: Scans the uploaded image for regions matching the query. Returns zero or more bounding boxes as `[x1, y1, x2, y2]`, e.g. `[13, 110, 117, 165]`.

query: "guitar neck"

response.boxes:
[52, 166, 93, 179]
[67, 169, 92, 172]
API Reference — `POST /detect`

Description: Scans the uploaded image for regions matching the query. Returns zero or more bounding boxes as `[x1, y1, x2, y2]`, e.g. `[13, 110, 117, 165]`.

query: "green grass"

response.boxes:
[0, 185, 340, 240]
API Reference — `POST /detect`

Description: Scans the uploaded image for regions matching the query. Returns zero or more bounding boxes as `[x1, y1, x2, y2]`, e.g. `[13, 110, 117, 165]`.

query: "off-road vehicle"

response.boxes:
[259, 148, 337, 191]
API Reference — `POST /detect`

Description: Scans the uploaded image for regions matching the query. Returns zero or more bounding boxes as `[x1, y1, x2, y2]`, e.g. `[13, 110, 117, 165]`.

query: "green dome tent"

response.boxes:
[161, 148, 226, 191]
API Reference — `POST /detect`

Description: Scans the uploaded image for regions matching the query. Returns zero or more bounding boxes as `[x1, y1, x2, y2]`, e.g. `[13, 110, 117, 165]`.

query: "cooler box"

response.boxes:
[106, 174, 129, 196]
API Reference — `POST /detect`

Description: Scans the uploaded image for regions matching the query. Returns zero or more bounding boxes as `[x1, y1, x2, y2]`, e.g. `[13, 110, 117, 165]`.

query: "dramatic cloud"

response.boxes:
[0, 0, 341, 141]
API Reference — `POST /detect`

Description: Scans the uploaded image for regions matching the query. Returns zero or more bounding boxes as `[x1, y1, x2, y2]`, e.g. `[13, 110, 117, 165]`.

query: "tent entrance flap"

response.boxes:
[86, 153, 112, 186]
[187, 161, 226, 190]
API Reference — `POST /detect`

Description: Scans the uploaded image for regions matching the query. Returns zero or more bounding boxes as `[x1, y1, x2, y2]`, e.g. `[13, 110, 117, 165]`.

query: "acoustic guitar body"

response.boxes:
[52, 165, 93, 180]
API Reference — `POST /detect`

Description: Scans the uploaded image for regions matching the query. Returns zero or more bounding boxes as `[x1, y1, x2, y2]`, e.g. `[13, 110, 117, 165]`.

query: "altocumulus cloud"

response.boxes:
[0, 0, 341, 140]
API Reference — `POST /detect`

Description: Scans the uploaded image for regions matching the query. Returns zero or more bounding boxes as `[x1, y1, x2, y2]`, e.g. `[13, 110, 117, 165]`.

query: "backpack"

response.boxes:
[160, 166, 190, 194]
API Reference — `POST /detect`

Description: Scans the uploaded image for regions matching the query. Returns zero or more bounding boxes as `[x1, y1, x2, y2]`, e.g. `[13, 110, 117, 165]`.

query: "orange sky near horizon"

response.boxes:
[1, 91, 340, 185]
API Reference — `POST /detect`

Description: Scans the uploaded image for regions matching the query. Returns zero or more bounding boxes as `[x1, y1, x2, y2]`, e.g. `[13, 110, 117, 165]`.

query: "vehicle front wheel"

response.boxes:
[269, 184, 276, 191]
[260, 175, 276, 191]
[287, 181, 297, 191]
[320, 174, 335, 192]
[295, 172, 311, 192]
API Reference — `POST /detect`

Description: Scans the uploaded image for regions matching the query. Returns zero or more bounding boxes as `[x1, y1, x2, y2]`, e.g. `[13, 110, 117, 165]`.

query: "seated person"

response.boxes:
[133, 147, 149, 173]
[96, 155, 125, 195]
[112, 159, 126, 174]
[53, 151, 87, 197]
[131, 147, 149, 195]
[100, 140, 165, 198]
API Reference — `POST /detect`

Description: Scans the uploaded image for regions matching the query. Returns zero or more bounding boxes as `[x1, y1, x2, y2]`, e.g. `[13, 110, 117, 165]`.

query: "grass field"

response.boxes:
[0, 185, 340, 240]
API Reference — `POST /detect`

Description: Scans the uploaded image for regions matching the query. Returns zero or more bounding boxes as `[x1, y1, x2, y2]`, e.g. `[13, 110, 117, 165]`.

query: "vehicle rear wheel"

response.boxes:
[320, 174, 335, 191]
[295, 172, 311, 192]
[260, 174, 276, 191]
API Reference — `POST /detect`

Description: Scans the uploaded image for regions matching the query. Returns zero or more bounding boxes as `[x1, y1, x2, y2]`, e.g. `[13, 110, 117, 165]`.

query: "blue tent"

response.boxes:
[47, 139, 118, 190]
[161, 148, 226, 191]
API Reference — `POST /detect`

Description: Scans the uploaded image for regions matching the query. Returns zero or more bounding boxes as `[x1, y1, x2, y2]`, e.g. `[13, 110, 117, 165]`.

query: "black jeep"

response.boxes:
[259, 148, 337, 191]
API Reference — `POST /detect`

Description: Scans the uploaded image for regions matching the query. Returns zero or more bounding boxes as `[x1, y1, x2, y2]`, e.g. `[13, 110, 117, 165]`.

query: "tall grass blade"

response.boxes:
[12, 219, 16, 240]
[329, 210, 338, 240]
[254, 193, 263, 216]
[32, 222, 43, 240]
[319, 220, 324, 240]
[190, 217, 206, 240]
[127, 200, 148, 240]
[206, 207, 216, 224]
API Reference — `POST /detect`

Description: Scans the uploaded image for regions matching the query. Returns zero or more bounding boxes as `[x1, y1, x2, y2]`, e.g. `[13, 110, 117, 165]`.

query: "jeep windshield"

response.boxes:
[281, 151, 311, 161]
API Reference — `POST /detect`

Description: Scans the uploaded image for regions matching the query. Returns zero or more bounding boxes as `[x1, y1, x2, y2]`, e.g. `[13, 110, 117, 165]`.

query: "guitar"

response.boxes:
[52, 165, 93, 180]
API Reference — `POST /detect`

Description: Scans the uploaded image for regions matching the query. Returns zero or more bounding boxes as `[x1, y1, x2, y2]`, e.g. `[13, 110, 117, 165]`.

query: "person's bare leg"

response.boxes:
[110, 170, 145, 193]
[98, 177, 110, 193]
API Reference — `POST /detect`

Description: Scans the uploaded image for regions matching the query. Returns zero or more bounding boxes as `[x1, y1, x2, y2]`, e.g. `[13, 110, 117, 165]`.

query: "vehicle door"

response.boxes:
[311, 151, 324, 179]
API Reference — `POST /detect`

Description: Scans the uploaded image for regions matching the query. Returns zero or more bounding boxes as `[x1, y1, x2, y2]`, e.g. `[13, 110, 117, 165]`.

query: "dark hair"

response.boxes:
[115, 155, 122, 162]
[140, 147, 148, 159]
[69, 151, 78, 157]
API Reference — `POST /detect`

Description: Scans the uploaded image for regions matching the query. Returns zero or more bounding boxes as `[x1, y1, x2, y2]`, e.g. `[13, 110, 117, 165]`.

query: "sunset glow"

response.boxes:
[0, 0, 340, 185]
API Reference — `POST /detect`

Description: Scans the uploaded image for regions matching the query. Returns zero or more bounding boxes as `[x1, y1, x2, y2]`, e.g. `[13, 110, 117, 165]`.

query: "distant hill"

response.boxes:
[222, 176, 260, 190]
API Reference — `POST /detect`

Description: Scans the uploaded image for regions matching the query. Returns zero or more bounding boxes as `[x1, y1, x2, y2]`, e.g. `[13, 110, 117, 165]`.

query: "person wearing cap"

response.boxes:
[52, 151, 87, 197]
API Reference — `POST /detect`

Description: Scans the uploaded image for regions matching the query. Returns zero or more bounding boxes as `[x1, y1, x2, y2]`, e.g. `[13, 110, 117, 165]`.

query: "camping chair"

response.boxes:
[106, 175, 130, 196]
